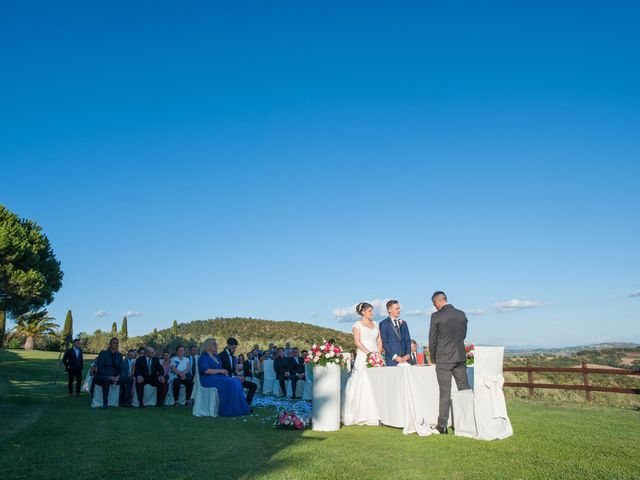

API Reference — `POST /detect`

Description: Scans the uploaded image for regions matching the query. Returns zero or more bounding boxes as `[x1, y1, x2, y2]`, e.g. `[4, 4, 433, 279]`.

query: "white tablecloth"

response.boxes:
[349, 366, 473, 435]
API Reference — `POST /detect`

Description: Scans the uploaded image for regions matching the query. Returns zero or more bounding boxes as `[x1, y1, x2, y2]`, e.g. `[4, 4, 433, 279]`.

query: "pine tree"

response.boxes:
[111, 322, 118, 337]
[121, 316, 128, 341]
[0, 310, 6, 348]
[171, 320, 178, 337]
[61, 310, 73, 349]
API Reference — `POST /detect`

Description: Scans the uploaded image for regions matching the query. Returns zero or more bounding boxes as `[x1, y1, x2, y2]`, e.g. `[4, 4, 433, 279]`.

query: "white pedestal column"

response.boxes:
[312, 363, 341, 431]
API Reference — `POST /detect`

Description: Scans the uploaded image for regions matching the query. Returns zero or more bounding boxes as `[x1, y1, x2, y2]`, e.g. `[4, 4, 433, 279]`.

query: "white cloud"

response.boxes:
[406, 307, 437, 317]
[629, 290, 640, 298]
[492, 299, 543, 313]
[94, 310, 108, 318]
[123, 310, 142, 317]
[333, 299, 389, 323]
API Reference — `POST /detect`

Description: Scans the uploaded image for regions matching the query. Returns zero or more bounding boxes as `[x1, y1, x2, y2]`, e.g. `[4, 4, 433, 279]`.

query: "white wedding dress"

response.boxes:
[342, 321, 381, 426]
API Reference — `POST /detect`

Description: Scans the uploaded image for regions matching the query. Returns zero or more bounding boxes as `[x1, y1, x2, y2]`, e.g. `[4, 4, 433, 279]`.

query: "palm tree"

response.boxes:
[10, 310, 59, 350]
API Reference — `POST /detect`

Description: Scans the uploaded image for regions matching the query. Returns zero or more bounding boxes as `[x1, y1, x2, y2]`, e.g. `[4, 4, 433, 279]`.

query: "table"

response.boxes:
[348, 365, 474, 435]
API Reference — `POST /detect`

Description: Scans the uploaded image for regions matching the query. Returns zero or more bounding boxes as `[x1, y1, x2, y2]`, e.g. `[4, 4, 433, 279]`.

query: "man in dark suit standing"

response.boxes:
[379, 300, 412, 366]
[218, 338, 257, 406]
[134, 346, 166, 407]
[62, 338, 84, 396]
[288, 347, 305, 399]
[273, 347, 290, 397]
[94, 338, 133, 408]
[428, 291, 471, 434]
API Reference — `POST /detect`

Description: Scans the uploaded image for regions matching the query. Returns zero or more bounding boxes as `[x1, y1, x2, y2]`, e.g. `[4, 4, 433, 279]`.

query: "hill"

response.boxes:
[80, 317, 355, 354]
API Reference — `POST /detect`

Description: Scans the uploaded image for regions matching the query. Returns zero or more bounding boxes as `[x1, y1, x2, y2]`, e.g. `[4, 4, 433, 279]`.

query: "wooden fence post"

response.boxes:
[527, 360, 535, 399]
[582, 361, 592, 404]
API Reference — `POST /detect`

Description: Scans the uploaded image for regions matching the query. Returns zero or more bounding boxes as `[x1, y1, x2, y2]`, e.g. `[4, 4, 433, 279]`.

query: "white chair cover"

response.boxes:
[272, 379, 288, 397]
[473, 346, 513, 440]
[451, 389, 477, 438]
[285, 378, 305, 398]
[303, 363, 313, 401]
[262, 359, 276, 394]
[191, 370, 219, 417]
[132, 384, 158, 407]
[165, 383, 187, 405]
[81, 372, 93, 393]
[91, 385, 120, 408]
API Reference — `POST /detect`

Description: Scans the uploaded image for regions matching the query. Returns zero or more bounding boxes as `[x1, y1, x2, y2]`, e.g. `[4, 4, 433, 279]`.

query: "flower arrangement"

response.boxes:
[366, 352, 385, 368]
[275, 410, 309, 430]
[305, 339, 346, 368]
[465, 342, 475, 365]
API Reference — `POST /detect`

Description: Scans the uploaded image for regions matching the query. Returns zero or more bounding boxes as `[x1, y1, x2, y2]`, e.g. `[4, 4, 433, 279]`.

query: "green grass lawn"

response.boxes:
[1, 349, 638, 480]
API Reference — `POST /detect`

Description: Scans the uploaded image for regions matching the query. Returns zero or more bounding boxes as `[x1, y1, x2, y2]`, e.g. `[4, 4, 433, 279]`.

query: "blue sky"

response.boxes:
[2, 1, 639, 347]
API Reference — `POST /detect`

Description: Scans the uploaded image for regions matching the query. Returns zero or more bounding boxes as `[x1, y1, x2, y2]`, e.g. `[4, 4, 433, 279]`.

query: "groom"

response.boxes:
[379, 300, 412, 366]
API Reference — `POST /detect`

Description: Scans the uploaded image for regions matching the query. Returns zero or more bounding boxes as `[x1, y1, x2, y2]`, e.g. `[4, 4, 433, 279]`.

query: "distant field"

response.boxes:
[1, 349, 639, 480]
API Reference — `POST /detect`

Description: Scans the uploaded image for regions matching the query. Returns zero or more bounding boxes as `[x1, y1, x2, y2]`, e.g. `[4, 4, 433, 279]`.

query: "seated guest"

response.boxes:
[274, 347, 290, 396]
[119, 349, 137, 405]
[137, 347, 146, 358]
[170, 346, 194, 406]
[243, 352, 258, 379]
[159, 351, 172, 402]
[188, 345, 199, 380]
[235, 354, 246, 376]
[94, 338, 133, 408]
[62, 338, 84, 397]
[410, 340, 425, 365]
[134, 346, 167, 407]
[198, 338, 250, 416]
[252, 343, 263, 358]
[283, 342, 292, 357]
[219, 338, 257, 406]
[288, 347, 305, 399]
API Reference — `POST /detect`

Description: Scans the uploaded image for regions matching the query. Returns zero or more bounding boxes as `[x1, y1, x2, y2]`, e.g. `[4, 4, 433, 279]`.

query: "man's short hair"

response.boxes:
[431, 291, 447, 302]
[386, 299, 399, 310]
[73, 338, 81, 343]
[411, 339, 418, 345]
[227, 337, 238, 346]
[278, 347, 284, 351]
[110, 337, 119, 344]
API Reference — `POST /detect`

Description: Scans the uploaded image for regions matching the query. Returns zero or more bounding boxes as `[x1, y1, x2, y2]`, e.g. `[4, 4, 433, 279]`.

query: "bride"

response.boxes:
[342, 302, 383, 425]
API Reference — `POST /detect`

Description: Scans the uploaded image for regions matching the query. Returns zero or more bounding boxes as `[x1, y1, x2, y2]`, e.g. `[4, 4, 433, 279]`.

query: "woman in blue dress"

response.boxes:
[198, 338, 250, 416]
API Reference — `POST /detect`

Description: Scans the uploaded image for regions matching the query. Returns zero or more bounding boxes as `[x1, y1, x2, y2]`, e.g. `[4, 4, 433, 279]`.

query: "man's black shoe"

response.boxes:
[435, 425, 448, 435]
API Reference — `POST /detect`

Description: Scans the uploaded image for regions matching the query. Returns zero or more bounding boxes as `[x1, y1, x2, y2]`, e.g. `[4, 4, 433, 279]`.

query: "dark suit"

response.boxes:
[219, 349, 257, 405]
[379, 317, 412, 366]
[288, 356, 305, 398]
[428, 304, 470, 427]
[274, 356, 291, 396]
[94, 349, 133, 406]
[134, 356, 165, 406]
[62, 347, 84, 394]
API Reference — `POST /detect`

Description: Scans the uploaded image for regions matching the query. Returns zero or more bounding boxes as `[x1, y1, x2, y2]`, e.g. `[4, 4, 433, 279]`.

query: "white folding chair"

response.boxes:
[473, 346, 513, 440]
[191, 371, 219, 417]
[262, 359, 276, 394]
[451, 389, 477, 438]
[91, 384, 120, 408]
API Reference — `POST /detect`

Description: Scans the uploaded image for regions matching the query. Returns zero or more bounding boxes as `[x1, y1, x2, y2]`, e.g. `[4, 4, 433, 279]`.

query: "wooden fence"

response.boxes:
[503, 361, 640, 403]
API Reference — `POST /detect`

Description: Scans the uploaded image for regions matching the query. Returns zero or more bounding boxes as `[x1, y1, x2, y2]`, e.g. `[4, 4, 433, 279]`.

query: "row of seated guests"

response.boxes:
[273, 347, 306, 399]
[94, 338, 200, 408]
[94, 336, 258, 416]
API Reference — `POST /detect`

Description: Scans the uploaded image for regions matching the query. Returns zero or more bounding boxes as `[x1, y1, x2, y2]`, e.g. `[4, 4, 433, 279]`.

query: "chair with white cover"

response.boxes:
[248, 377, 261, 394]
[132, 384, 158, 407]
[262, 359, 276, 394]
[473, 346, 513, 440]
[91, 385, 120, 408]
[272, 379, 289, 397]
[286, 378, 305, 398]
[302, 363, 313, 401]
[191, 371, 220, 417]
[165, 382, 187, 406]
[81, 372, 93, 393]
[451, 389, 477, 438]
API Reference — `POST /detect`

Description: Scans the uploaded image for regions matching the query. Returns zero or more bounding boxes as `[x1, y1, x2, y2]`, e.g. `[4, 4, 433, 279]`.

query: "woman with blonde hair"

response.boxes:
[198, 337, 250, 416]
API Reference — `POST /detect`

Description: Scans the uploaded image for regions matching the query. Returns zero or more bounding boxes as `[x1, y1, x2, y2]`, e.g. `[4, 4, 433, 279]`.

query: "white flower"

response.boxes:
[326, 350, 335, 358]
[314, 355, 320, 362]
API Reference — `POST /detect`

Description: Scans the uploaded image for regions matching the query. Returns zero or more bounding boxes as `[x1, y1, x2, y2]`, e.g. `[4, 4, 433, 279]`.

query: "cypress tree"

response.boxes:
[61, 310, 73, 348]
[121, 316, 128, 341]
[0, 310, 5, 348]
[111, 321, 118, 337]
[171, 320, 178, 337]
